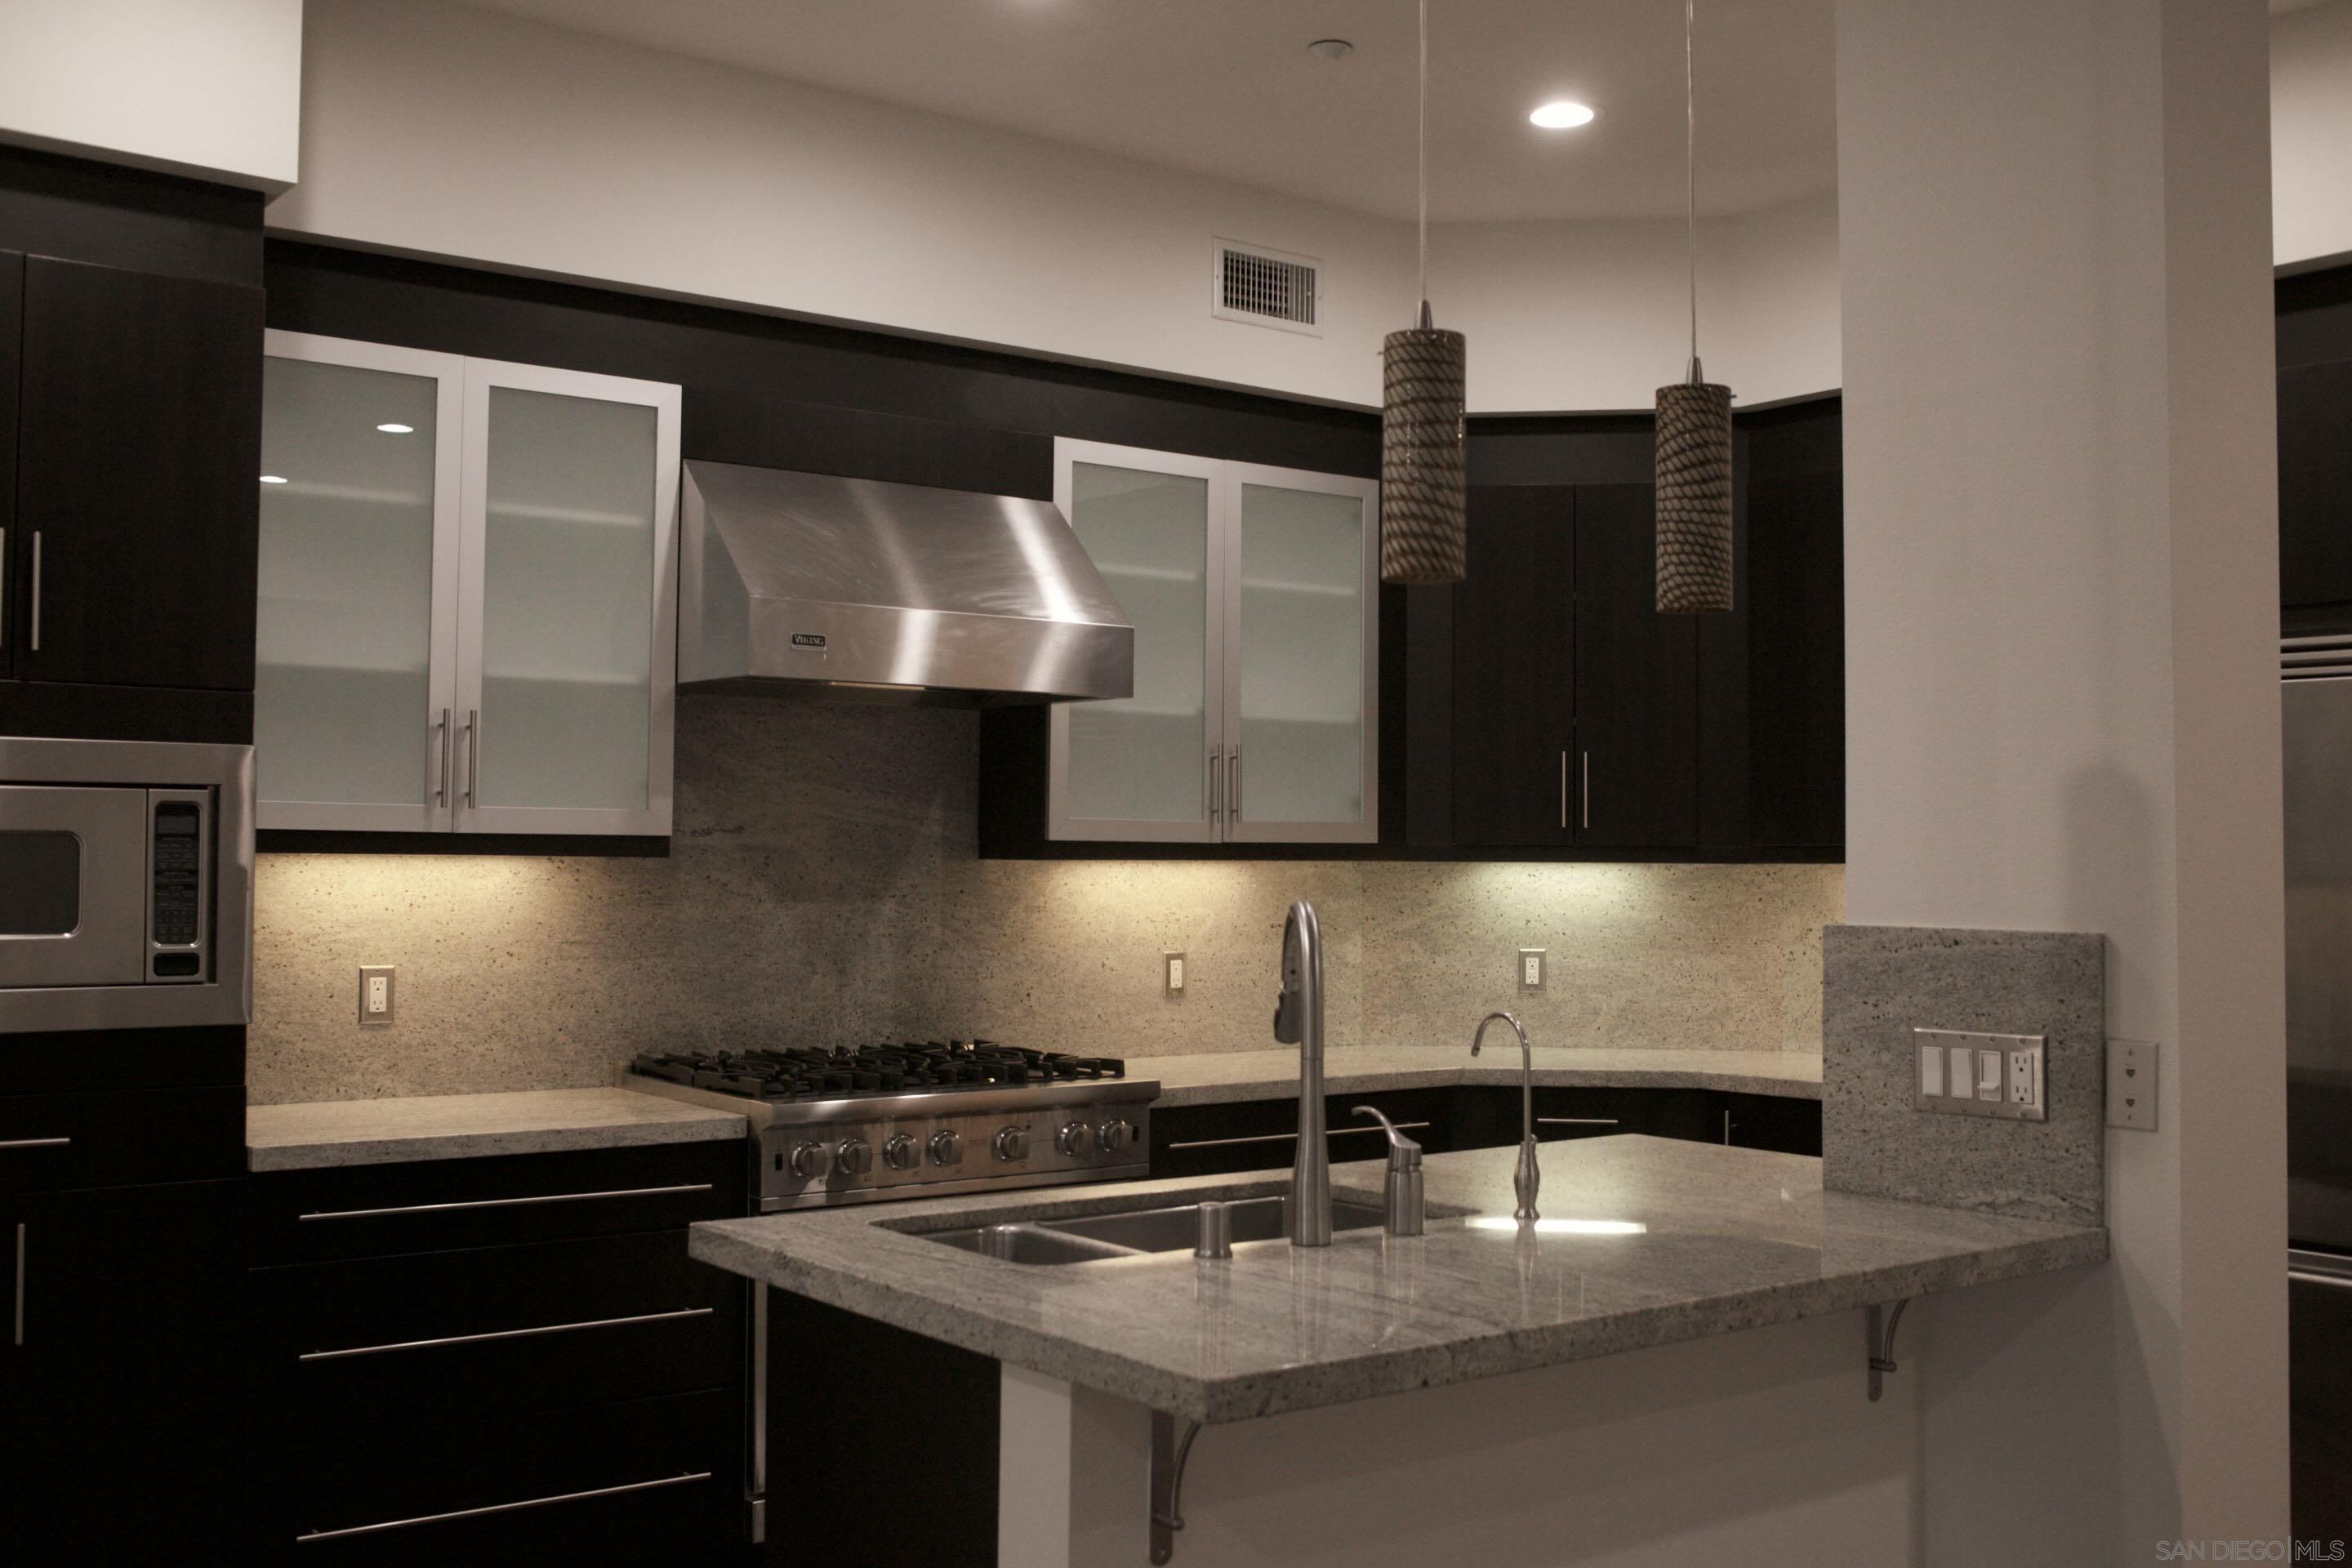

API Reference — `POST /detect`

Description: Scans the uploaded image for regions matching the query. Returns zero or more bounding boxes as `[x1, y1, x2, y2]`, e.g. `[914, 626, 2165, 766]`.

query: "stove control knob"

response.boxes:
[928, 1129, 966, 1168]
[884, 1134, 922, 1172]
[787, 1140, 831, 1181]
[1054, 1121, 1092, 1156]
[1096, 1119, 1134, 1154]
[992, 1125, 1031, 1162]
[834, 1137, 874, 1177]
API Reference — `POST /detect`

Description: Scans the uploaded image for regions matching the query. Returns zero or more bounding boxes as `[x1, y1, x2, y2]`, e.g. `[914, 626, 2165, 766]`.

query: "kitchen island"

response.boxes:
[692, 1134, 2104, 1566]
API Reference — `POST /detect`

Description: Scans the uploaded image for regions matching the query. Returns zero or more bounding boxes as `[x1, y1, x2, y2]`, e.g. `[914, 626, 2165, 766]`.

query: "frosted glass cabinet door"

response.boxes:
[1224, 469, 1380, 843]
[255, 333, 465, 831]
[1049, 443, 1224, 842]
[455, 361, 679, 835]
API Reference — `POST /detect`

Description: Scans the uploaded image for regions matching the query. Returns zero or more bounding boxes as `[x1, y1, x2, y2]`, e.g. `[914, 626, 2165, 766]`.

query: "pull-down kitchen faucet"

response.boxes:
[1472, 1010, 1540, 1223]
[1274, 901, 1330, 1247]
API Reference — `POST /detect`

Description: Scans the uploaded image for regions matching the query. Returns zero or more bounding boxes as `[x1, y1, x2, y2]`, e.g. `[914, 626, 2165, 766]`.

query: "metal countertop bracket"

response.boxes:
[1150, 1410, 1204, 1563]
[1867, 1299, 1913, 1401]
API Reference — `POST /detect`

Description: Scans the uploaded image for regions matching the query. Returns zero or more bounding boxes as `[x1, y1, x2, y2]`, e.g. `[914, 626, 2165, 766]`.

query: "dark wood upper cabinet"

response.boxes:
[1450, 485, 1575, 847]
[1572, 481, 1698, 847]
[12, 255, 262, 692]
[1747, 467, 1846, 847]
[2280, 359, 2352, 616]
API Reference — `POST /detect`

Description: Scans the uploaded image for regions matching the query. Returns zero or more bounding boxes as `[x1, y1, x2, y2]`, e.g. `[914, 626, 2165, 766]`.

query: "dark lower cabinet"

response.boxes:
[0, 1178, 246, 1558]
[247, 1142, 751, 1564]
[1152, 1084, 1820, 1182]
[2280, 358, 2352, 617]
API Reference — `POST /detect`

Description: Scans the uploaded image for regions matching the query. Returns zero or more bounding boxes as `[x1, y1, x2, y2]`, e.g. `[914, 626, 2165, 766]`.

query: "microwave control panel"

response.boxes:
[146, 790, 209, 981]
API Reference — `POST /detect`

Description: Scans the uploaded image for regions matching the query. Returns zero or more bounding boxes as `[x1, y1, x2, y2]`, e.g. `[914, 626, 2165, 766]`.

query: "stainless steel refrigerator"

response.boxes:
[2284, 634, 2352, 1542]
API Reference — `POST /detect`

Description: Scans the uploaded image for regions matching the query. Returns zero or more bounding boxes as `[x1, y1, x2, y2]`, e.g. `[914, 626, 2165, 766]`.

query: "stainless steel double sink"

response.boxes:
[924, 1195, 1388, 1265]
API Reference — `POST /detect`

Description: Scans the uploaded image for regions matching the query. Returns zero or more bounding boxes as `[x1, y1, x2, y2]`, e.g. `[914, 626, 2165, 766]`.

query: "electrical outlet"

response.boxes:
[1517, 949, 1546, 991]
[1164, 951, 1187, 996]
[2107, 1039, 2157, 1130]
[359, 964, 395, 1027]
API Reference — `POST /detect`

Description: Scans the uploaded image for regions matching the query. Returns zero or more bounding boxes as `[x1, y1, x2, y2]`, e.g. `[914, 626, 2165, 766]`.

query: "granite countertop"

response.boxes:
[1138, 1045, 1822, 1107]
[246, 1088, 746, 1171]
[689, 1134, 2104, 1425]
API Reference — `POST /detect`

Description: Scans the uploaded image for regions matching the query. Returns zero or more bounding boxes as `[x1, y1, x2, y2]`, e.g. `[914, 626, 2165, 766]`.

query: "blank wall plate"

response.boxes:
[359, 965, 395, 1027]
[1518, 949, 1546, 991]
[2107, 1039, 2157, 1130]
[1912, 1028, 2045, 1121]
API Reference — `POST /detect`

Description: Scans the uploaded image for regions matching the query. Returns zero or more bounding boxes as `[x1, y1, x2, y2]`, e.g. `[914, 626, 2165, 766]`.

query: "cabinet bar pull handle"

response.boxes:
[1167, 1120, 1431, 1151]
[2290, 1268, 2352, 1294]
[465, 708, 479, 808]
[1559, 751, 1568, 829]
[301, 1306, 713, 1362]
[1209, 749, 1222, 823]
[1229, 745, 1241, 822]
[1723, 1110, 1732, 1145]
[0, 1137, 71, 1152]
[296, 1181, 713, 1222]
[1535, 1117, 1620, 1126]
[1581, 751, 1590, 831]
[1, 527, 7, 647]
[12, 1223, 23, 1348]
[435, 707, 452, 808]
[295, 1471, 714, 1543]
[28, 531, 40, 652]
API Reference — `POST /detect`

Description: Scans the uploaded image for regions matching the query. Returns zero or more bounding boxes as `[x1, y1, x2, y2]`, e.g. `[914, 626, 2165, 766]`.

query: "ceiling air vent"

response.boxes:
[1212, 238, 1322, 336]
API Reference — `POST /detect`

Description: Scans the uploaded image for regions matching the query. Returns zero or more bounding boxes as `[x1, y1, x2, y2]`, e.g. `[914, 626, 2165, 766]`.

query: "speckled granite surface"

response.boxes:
[1147, 1045, 1822, 1107]
[1820, 924, 2105, 1225]
[247, 1088, 745, 1170]
[689, 1134, 2105, 1424]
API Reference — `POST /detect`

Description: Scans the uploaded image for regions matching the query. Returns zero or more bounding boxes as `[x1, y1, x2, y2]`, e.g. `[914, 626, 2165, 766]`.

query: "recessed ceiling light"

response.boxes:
[259, 474, 287, 484]
[1530, 100, 1599, 129]
[1307, 38, 1353, 61]
[376, 422, 415, 434]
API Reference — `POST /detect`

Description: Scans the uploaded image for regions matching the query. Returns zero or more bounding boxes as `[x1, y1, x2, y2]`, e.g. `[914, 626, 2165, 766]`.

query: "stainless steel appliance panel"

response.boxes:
[0, 786, 148, 987]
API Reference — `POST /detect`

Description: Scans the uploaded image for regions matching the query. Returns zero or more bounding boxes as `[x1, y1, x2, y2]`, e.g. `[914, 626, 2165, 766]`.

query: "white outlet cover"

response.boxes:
[1518, 948, 1546, 991]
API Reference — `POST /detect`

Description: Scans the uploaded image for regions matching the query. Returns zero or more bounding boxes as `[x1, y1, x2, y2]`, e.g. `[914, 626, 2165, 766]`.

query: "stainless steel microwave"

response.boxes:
[0, 736, 254, 1033]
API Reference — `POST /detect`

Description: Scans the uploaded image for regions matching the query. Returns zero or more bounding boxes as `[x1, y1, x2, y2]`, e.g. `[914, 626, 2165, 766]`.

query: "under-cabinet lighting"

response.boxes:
[259, 474, 287, 483]
[376, 423, 415, 434]
[1467, 1216, 1646, 1235]
[1529, 100, 1598, 129]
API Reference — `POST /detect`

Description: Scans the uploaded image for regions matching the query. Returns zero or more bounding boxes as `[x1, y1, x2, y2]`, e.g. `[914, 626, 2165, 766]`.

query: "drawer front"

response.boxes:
[250, 1141, 747, 1264]
[0, 1084, 245, 1194]
[279, 1389, 741, 1561]
[1150, 1089, 1454, 1179]
[257, 1230, 745, 1423]
[1715, 1091, 1823, 1156]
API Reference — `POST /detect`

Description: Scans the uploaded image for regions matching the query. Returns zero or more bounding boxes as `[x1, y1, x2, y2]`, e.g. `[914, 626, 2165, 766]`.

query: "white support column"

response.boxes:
[999, 1364, 1152, 1568]
[1836, 0, 2284, 1551]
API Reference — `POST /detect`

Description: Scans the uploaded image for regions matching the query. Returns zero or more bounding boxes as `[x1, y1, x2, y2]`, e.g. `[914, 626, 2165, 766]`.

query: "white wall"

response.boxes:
[2274, 0, 2352, 267]
[0, 0, 301, 193]
[1838, 0, 2284, 1552]
[270, 0, 1839, 413]
[1433, 192, 1842, 412]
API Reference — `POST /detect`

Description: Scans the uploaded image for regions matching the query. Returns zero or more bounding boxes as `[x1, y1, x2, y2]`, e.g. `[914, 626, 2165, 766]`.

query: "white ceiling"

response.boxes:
[450, 0, 1838, 223]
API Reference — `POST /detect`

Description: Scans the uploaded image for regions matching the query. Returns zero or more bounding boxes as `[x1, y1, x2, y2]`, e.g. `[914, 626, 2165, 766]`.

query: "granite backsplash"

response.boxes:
[248, 699, 1843, 1103]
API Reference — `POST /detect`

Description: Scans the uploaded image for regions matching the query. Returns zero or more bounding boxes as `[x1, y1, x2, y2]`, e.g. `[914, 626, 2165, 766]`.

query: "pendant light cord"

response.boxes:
[1684, 0, 1699, 381]
[1417, 0, 1429, 319]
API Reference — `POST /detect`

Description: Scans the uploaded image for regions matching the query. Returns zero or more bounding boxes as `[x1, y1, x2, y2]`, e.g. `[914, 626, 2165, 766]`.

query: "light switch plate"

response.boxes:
[359, 964, 395, 1027]
[2106, 1039, 2157, 1130]
[1517, 948, 1546, 991]
[1912, 1028, 2045, 1121]
[1164, 951, 1187, 996]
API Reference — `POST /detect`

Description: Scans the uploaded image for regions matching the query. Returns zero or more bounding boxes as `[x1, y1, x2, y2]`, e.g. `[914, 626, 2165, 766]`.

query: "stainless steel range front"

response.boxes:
[619, 1044, 1155, 1209]
[616, 1040, 1159, 1548]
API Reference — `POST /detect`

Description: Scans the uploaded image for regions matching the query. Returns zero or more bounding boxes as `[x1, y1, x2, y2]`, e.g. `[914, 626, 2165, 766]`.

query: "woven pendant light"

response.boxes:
[1655, 0, 1734, 614]
[1381, 0, 1468, 586]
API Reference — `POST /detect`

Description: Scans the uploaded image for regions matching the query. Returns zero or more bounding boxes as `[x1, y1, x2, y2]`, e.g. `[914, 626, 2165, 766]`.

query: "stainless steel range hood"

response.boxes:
[679, 461, 1134, 705]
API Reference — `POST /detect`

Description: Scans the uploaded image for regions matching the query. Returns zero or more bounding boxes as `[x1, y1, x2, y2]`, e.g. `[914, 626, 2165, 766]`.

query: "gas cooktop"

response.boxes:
[627, 1041, 1127, 1102]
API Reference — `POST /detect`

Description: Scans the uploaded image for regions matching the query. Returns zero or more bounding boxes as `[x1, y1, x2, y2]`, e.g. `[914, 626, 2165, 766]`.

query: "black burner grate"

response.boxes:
[628, 1040, 1125, 1102]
